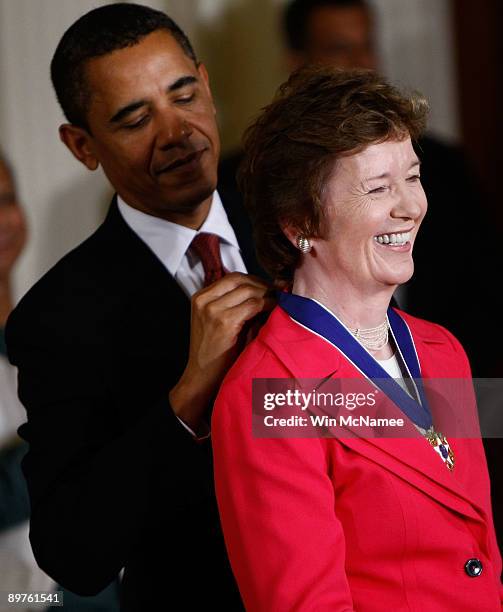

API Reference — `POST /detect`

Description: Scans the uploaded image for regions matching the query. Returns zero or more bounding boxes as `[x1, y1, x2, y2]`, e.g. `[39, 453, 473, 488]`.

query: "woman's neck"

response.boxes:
[292, 273, 396, 360]
[292, 272, 395, 331]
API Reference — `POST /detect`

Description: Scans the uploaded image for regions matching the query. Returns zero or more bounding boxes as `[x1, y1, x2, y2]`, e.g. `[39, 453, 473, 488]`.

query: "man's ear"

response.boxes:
[59, 124, 99, 171]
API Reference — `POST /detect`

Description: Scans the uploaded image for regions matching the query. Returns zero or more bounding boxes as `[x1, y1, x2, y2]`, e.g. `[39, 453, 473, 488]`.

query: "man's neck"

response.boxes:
[161, 196, 212, 230]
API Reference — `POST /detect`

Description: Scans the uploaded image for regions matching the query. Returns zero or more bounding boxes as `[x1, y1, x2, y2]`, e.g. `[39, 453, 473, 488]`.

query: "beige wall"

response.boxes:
[0, 0, 458, 300]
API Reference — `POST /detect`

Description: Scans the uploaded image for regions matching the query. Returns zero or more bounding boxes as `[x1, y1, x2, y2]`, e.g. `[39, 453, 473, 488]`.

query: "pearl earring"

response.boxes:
[296, 235, 312, 254]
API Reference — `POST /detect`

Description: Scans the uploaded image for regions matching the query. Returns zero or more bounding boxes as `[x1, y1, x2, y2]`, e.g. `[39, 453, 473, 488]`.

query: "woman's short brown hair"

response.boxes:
[239, 66, 428, 283]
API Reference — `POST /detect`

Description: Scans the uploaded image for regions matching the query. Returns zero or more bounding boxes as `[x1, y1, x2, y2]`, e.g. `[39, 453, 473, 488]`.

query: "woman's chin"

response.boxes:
[376, 265, 414, 288]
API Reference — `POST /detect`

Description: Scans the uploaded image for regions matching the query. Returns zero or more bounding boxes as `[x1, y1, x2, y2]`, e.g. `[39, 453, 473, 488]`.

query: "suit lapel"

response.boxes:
[94, 199, 192, 407]
[96, 197, 191, 355]
[259, 307, 489, 524]
[98, 197, 188, 301]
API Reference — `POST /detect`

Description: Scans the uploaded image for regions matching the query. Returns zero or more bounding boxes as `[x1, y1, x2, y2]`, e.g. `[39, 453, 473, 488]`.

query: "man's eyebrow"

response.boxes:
[109, 100, 147, 125]
[168, 75, 197, 92]
[109, 75, 198, 125]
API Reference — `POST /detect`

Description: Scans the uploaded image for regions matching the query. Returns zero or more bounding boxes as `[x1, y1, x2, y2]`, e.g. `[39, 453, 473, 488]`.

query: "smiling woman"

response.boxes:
[212, 66, 503, 611]
[307, 138, 426, 313]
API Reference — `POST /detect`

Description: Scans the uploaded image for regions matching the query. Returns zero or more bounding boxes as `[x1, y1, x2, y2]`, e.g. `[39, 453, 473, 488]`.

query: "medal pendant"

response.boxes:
[425, 427, 455, 471]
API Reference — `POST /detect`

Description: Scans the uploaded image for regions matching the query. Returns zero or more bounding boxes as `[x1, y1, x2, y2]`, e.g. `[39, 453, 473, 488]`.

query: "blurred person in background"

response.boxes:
[0, 156, 26, 346]
[0, 154, 121, 612]
[0, 152, 46, 610]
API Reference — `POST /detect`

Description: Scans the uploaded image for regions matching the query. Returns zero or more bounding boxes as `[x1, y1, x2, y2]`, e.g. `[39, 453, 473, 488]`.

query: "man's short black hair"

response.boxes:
[51, 2, 197, 129]
[283, 0, 369, 52]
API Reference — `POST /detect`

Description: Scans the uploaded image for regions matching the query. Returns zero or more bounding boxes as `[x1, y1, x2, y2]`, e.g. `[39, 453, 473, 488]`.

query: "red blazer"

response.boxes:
[212, 306, 503, 611]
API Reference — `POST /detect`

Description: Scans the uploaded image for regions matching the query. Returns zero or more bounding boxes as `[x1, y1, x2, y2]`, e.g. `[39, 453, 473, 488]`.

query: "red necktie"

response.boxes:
[190, 232, 227, 287]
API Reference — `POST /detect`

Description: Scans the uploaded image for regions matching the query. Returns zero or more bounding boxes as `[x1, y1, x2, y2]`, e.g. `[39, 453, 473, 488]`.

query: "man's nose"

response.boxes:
[157, 111, 192, 149]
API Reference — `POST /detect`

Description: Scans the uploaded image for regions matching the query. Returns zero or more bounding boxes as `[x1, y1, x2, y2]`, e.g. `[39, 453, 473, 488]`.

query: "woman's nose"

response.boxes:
[392, 186, 426, 220]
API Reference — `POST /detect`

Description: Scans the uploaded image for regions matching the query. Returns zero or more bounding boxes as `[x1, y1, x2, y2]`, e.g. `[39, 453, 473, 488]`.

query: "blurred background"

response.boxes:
[0, 0, 500, 300]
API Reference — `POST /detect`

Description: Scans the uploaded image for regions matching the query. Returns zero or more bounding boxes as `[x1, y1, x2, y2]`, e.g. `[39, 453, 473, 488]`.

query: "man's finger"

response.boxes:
[201, 283, 273, 314]
[221, 295, 276, 331]
[193, 272, 272, 304]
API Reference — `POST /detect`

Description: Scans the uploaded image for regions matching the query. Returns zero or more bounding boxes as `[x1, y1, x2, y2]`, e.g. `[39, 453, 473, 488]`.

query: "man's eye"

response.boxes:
[175, 93, 195, 105]
[407, 174, 421, 183]
[123, 116, 148, 130]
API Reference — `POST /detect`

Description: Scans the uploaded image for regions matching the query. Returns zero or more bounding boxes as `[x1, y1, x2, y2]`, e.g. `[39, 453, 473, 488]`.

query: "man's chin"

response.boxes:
[141, 180, 216, 225]
[160, 181, 216, 213]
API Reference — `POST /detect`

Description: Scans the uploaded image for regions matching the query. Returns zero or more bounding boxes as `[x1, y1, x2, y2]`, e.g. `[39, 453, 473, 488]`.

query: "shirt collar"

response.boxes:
[116, 192, 240, 277]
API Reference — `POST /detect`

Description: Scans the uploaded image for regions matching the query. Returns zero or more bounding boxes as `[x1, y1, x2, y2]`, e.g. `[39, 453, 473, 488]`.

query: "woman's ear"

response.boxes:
[281, 224, 313, 254]
[281, 224, 300, 249]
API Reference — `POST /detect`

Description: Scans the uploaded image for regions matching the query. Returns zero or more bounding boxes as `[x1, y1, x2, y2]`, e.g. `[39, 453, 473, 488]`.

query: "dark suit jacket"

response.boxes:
[6, 196, 260, 611]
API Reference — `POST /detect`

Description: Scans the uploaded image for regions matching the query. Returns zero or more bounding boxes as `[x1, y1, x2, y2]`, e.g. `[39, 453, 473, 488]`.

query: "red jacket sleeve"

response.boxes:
[212, 348, 355, 612]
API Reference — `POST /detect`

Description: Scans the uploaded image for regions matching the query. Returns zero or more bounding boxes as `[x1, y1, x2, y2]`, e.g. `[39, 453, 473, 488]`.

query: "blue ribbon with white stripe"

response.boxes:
[278, 292, 433, 430]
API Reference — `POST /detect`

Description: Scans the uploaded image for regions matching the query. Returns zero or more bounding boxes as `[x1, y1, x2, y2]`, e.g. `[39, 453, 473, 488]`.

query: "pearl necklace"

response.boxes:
[349, 320, 389, 351]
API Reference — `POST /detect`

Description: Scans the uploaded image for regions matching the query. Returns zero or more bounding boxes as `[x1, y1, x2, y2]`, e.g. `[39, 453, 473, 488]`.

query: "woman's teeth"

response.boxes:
[374, 231, 411, 246]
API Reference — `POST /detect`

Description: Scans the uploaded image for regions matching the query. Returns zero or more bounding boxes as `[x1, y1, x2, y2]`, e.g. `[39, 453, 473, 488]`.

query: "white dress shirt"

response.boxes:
[117, 192, 247, 297]
[117, 192, 248, 437]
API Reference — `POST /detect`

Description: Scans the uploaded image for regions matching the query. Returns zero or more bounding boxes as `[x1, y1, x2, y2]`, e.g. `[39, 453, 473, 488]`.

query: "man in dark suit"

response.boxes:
[6, 4, 271, 610]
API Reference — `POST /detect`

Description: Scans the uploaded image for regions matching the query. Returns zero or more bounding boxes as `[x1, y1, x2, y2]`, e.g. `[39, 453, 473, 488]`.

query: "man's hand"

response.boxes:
[169, 273, 275, 431]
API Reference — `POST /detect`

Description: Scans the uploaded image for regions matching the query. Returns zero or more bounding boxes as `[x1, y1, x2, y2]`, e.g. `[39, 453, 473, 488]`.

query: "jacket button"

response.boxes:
[464, 558, 483, 577]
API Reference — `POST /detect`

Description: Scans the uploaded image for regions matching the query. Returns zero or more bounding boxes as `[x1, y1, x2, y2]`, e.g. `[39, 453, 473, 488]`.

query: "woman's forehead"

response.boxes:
[337, 138, 417, 178]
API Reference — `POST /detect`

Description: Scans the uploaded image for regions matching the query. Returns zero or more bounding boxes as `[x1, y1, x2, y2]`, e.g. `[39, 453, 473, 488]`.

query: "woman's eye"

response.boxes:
[368, 186, 388, 194]
[407, 174, 421, 182]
